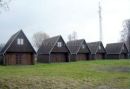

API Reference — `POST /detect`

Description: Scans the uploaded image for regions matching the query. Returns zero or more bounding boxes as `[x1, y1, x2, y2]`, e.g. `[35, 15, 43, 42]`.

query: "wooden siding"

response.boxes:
[89, 53, 104, 60]
[37, 53, 69, 63]
[37, 54, 50, 63]
[69, 54, 77, 62]
[4, 53, 34, 65]
[106, 54, 120, 59]
[95, 53, 105, 59]
[50, 53, 68, 62]
[106, 53, 128, 59]
[119, 53, 128, 59]
[76, 53, 89, 61]
[69, 53, 89, 61]
[89, 54, 96, 60]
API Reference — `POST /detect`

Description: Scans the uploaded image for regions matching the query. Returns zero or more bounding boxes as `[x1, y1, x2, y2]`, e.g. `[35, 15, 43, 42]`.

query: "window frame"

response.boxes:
[99, 45, 101, 50]
[17, 38, 24, 45]
[82, 44, 85, 49]
[57, 42, 62, 47]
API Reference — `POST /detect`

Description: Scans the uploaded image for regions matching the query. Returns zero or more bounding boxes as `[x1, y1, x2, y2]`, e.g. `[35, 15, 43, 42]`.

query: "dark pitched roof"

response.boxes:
[87, 41, 105, 54]
[38, 35, 69, 54]
[0, 44, 5, 54]
[67, 39, 87, 54]
[106, 42, 128, 54]
[1, 30, 20, 54]
[1, 30, 36, 54]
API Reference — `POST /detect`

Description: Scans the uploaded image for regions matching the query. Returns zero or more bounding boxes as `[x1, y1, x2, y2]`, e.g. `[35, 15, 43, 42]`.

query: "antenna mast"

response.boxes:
[99, 1, 103, 41]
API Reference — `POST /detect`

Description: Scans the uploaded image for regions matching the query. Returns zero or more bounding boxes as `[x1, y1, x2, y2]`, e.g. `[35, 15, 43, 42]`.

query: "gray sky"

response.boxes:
[0, 0, 130, 46]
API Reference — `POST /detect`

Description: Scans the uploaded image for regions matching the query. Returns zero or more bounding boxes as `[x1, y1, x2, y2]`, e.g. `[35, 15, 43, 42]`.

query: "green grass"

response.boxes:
[0, 59, 130, 89]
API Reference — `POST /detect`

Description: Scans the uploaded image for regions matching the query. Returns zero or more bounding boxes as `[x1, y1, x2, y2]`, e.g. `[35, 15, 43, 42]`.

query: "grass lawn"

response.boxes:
[0, 59, 130, 89]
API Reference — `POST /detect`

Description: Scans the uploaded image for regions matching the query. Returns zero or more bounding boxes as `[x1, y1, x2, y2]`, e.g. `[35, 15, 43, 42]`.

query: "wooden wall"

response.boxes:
[50, 53, 68, 62]
[106, 54, 120, 59]
[37, 54, 50, 63]
[4, 53, 34, 65]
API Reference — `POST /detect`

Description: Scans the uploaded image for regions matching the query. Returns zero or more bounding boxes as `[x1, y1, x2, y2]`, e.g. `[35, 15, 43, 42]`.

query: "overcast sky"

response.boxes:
[0, 0, 130, 46]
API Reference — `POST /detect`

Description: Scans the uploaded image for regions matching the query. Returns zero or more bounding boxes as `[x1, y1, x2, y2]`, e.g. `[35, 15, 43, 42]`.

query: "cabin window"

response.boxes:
[21, 39, 24, 45]
[17, 39, 21, 45]
[82, 44, 85, 49]
[57, 42, 62, 47]
[99, 45, 101, 50]
[17, 38, 24, 45]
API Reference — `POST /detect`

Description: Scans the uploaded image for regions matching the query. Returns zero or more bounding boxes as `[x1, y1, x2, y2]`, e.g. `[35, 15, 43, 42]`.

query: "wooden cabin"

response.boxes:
[87, 41, 106, 60]
[67, 39, 90, 61]
[0, 30, 36, 65]
[37, 35, 70, 63]
[105, 42, 128, 59]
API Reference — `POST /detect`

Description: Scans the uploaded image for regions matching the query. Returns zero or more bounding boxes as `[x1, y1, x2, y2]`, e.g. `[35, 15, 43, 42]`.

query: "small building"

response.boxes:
[67, 39, 90, 61]
[0, 46, 3, 64]
[105, 42, 128, 59]
[87, 41, 106, 60]
[37, 35, 70, 63]
[0, 30, 36, 65]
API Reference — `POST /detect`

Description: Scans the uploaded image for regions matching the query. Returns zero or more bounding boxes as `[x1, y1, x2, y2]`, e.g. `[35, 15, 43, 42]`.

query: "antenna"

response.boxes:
[99, 1, 103, 41]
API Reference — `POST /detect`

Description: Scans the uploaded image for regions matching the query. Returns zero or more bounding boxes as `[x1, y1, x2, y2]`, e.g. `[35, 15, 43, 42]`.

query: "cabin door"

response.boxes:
[16, 53, 23, 64]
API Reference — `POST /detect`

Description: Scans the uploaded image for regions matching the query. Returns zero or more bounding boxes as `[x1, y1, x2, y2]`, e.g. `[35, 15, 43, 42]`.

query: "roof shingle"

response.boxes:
[67, 39, 86, 54]
[106, 42, 126, 54]
[87, 41, 105, 54]
[0, 30, 20, 54]
[37, 35, 61, 54]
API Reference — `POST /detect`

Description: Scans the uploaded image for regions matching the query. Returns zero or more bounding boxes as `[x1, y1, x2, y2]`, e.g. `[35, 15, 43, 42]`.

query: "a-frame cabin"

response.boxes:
[37, 35, 70, 63]
[67, 39, 90, 61]
[0, 30, 36, 65]
[87, 41, 106, 60]
[106, 42, 128, 59]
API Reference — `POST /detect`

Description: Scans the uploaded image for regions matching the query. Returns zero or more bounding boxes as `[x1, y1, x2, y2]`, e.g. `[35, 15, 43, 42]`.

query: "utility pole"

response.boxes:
[99, 1, 103, 42]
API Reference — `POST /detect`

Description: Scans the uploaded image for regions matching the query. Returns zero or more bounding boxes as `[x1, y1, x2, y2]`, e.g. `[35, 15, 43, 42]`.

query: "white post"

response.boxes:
[99, 1, 103, 42]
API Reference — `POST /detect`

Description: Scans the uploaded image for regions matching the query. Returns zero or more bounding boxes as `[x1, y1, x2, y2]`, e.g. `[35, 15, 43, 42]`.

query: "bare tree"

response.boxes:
[120, 19, 130, 51]
[68, 31, 78, 41]
[68, 34, 72, 41]
[120, 28, 128, 42]
[72, 31, 78, 40]
[0, 0, 11, 8]
[32, 32, 50, 50]
[0, 0, 11, 13]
